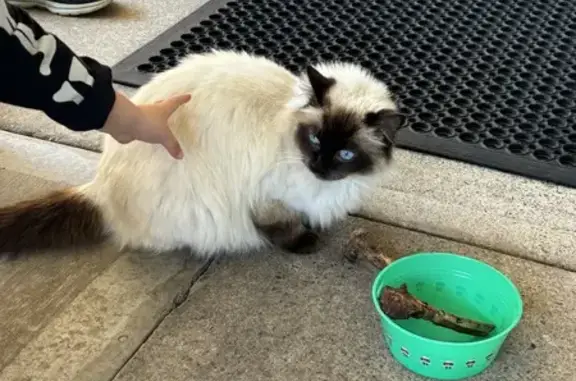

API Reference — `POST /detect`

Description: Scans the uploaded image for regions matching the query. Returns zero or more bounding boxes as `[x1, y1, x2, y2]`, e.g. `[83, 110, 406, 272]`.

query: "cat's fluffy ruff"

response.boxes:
[0, 51, 398, 257]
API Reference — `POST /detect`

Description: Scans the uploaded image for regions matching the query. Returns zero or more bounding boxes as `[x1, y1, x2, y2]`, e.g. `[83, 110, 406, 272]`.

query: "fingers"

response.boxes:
[161, 130, 184, 160]
[162, 94, 192, 117]
[157, 94, 190, 159]
[139, 94, 190, 159]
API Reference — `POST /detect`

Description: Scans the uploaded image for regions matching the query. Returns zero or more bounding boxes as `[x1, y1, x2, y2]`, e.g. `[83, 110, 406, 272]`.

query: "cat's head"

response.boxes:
[293, 63, 406, 181]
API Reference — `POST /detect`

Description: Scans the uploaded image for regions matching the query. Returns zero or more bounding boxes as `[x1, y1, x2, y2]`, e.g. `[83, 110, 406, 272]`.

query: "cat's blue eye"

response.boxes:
[337, 149, 356, 161]
[309, 133, 320, 146]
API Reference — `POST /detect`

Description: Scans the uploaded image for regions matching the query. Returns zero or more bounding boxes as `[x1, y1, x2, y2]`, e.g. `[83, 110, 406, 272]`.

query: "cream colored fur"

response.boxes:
[81, 50, 397, 257]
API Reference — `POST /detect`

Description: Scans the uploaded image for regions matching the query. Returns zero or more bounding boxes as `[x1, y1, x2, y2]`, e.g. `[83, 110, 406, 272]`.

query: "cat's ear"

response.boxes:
[306, 66, 336, 106]
[364, 109, 407, 144]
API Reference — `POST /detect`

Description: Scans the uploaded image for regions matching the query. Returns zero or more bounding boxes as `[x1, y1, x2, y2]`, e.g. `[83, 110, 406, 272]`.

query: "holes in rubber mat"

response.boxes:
[117, 0, 576, 175]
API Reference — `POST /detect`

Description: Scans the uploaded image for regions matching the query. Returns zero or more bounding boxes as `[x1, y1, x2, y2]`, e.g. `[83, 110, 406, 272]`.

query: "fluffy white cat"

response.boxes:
[0, 50, 405, 257]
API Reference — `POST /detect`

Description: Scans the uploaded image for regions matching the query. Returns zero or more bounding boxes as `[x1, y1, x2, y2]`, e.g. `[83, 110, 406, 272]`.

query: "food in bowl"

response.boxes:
[379, 283, 495, 337]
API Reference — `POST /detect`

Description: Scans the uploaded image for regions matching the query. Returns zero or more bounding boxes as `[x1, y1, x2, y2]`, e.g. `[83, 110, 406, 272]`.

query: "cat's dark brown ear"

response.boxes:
[306, 66, 336, 106]
[364, 109, 407, 144]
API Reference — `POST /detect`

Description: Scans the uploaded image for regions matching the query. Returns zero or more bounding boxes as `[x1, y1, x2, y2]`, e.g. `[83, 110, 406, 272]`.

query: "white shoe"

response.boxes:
[8, 0, 112, 16]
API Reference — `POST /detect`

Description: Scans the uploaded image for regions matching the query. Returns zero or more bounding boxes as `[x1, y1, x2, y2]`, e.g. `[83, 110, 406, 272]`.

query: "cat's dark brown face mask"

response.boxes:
[296, 66, 406, 181]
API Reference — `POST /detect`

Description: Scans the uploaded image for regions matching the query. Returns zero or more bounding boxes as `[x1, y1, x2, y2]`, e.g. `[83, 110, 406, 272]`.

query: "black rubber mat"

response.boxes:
[112, 0, 576, 187]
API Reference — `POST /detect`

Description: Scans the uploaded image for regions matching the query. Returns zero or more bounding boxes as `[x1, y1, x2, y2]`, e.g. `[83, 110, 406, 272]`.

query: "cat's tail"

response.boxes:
[0, 188, 107, 254]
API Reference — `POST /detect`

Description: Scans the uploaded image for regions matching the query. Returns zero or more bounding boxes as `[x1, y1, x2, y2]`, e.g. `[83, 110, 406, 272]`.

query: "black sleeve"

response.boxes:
[0, 0, 116, 131]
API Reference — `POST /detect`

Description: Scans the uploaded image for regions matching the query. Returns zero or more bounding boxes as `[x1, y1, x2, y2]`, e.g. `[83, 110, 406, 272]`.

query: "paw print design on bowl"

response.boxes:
[400, 347, 410, 357]
[443, 360, 455, 370]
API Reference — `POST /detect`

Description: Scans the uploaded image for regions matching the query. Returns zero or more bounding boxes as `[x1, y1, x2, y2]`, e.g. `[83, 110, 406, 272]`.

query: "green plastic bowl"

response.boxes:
[371, 252, 523, 380]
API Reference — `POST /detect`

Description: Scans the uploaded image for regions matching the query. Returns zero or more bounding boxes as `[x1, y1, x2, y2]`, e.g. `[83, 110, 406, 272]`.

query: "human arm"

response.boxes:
[0, 0, 188, 158]
[0, 0, 115, 131]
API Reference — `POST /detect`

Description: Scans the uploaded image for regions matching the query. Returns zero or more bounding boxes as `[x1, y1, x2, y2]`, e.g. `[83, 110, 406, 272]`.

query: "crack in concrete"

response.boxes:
[108, 256, 214, 381]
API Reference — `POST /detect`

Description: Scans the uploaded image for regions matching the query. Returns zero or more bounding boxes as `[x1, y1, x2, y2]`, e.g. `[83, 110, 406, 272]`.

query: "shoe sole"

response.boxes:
[9, 0, 112, 15]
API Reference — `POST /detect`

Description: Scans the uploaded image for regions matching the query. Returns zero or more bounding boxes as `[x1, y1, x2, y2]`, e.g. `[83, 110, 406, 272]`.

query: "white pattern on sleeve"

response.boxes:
[0, 0, 95, 104]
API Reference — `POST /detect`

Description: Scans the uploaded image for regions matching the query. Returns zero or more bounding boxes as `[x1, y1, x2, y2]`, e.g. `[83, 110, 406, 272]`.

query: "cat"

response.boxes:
[0, 50, 405, 257]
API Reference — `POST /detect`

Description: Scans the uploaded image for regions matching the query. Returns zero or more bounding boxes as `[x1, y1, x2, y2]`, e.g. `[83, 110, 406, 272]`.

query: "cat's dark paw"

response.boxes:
[284, 230, 320, 255]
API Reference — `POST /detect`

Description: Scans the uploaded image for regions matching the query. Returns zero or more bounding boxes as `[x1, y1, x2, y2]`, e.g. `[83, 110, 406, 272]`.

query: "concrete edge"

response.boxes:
[351, 147, 576, 271]
[0, 130, 101, 184]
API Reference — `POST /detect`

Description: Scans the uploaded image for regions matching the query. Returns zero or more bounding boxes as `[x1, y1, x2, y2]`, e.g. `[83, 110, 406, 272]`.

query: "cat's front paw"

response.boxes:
[284, 230, 320, 255]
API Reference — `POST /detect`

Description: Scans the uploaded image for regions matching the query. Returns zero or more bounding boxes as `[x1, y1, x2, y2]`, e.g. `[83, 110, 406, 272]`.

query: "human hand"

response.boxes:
[101, 91, 191, 159]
